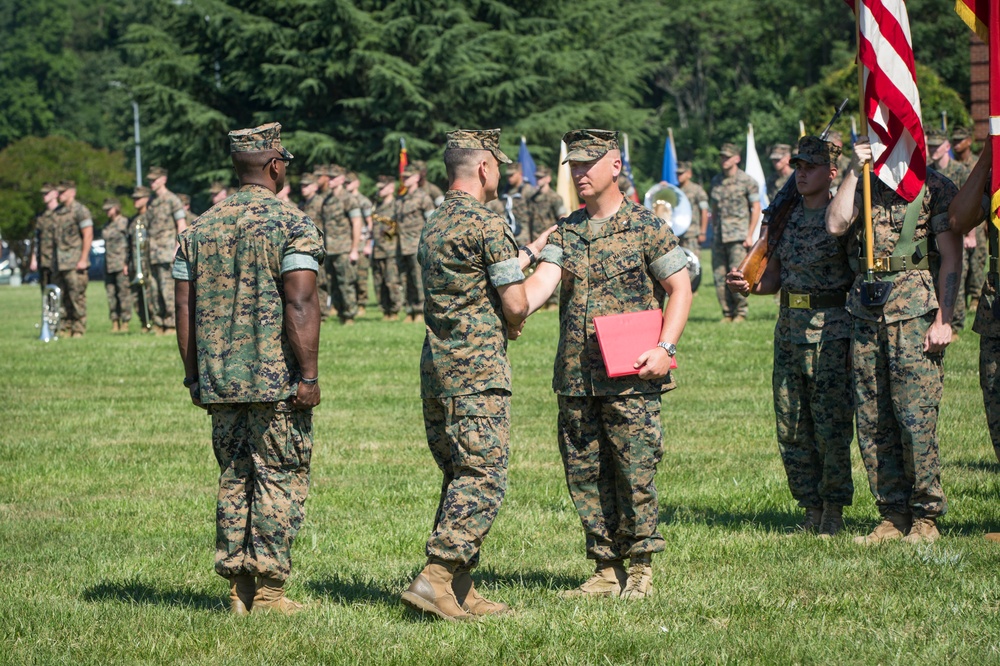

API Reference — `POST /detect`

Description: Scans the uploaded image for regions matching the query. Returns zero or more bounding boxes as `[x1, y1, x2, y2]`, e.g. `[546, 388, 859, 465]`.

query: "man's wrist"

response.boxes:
[300, 376, 319, 385]
[183, 375, 199, 388]
[520, 245, 537, 267]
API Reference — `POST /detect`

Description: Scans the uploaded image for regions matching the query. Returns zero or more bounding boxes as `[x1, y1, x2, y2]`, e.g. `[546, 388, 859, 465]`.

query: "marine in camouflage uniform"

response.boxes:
[414, 159, 445, 207]
[52, 180, 94, 337]
[527, 129, 692, 600]
[347, 172, 374, 312]
[371, 177, 403, 319]
[101, 199, 132, 330]
[127, 187, 154, 331]
[174, 122, 324, 615]
[710, 143, 761, 321]
[728, 137, 854, 535]
[145, 166, 187, 333]
[31, 183, 60, 292]
[320, 165, 363, 324]
[928, 129, 974, 333]
[766, 143, 794, 200]
[678, 161, 709, 255]
[528, 165, 567, 238]
[299, 172, 329, 317]
[402, 129, 527, 621]
[487, 162, 537, 246]
[393, 166, 436, 320]
[828, 139, 961, 545]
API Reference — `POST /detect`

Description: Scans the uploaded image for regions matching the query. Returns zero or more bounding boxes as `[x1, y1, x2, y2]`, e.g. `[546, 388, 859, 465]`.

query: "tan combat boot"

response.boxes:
[985, 532, 1000, 543]
[853, 511, 911, 545]
[252, 577, 305, 615]
[401, 559, 472, 621]
[970, 297, 980, 312]
[452, 569, 511, 617]
[620, 556, 654, 600]
[902, 517, 940, 544]
[800, 507, 824, 533]
[731, 315, 747, 323]
[120, 321, 129, 333]
[228, 574, 256, 616]
[112, 321, 120, 332]
[558, 560, 627, 599]
[817, 504, 844, 539]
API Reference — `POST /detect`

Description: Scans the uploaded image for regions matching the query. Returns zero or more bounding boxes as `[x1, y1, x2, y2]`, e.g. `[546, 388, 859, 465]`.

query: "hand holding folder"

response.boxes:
[593, 310, 677, 378]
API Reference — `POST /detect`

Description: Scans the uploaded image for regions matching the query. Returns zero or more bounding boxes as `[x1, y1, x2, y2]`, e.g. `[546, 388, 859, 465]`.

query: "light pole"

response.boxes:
[110, 81, 143, 186]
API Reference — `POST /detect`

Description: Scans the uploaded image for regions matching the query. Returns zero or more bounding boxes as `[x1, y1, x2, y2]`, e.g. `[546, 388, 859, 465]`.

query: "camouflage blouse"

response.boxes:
[418, 190, 524, 398]
[146, 189, 186, 264]
[710, 169, 760, 243]
[53, 200, 94, 270]
[101, 214, 131, 274]
[172, 184, 325, 404]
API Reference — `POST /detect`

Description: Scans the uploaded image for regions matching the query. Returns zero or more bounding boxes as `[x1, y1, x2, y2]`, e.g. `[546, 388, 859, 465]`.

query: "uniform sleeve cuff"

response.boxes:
[748, 193, 761, 203]
[79, 219, 94, 230]
[649, 246, 688, 280]
[281, 252, 320, 274]
[698, 201, 709, 211]
[172, 256, 192, 281]
[487, 257, 525, 287]
[173, 210, 186, 221]
[538, 244, 563, 267]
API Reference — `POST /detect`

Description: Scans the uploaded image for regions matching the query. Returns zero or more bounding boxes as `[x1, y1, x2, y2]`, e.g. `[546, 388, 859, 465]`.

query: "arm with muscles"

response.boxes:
[727, 253, 781, 296]
[349, 213, 362, 263]
[76, 225, 93, 272]
[175, 279, 204, 409]
[524, 262, 563, 316]
[925, 228, 962, 353]
[635, 267, 693, 379]
[498, 282, 529, 340]
[284, 268, 321, 410]
[697, 206, 709, 244]
[949, 140, 992, 236]
[744, 200, 762, 248]
[827, 139, 869, 236]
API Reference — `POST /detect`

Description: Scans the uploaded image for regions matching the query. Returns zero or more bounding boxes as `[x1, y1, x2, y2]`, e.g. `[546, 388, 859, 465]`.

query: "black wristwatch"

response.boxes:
[520, 245, 537, 267]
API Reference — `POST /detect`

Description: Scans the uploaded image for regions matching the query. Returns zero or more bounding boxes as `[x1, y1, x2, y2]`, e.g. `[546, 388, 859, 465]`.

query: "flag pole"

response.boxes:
[857, 4, 876, 287]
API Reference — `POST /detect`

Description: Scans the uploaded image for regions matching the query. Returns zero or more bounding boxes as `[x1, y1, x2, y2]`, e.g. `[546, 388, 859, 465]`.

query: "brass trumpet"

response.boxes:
[373, 213, 398, 242]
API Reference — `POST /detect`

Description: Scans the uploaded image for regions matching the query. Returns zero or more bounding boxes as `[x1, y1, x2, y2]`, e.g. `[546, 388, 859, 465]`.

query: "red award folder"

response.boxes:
[593, 309, 677, 378]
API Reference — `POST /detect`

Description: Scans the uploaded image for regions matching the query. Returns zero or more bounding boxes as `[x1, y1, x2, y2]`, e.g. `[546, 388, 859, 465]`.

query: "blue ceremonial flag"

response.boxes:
[519, 136, 537, 186]
[661, 129, 678, 186]
[621, 132, 636, 183]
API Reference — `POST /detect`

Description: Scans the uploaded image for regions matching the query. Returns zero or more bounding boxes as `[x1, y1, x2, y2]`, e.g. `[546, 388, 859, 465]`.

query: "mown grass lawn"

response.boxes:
[2, 267, 1000, 665]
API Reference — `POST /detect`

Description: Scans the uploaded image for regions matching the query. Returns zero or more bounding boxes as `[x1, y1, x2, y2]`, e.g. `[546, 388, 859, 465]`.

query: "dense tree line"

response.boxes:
[0, 0, 975, 242]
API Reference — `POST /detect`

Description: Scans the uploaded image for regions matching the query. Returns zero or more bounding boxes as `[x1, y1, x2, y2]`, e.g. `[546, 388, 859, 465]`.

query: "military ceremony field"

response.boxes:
[1, 274, 998, 664]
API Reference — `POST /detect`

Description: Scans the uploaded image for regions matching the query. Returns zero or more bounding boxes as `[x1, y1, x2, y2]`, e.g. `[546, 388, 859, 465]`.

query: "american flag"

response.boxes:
[955, 0, 1000, 232]
[847, 0, 926, 202]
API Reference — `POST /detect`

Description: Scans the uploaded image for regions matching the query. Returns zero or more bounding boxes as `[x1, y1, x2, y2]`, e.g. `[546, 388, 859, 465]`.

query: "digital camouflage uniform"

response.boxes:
[52, 199, 93, 336]
[321, 189, 363, 321]
[146, 188, 186, 328]
[354, 191, 374, 308]
[772, 200, 854, 510]
[127, 210, 153, 327]
[766, 171, 792, 201]
[957, 150, 987, 310]
[418, 189, 524, 568]
[846, 171, 956, 520]
[300, 191, 329, 314]
[393, 187, 436, 316]
[173, 183, 325, 582]
[488, 182, 538, 246]
[538, 197, 688, 562]
[33, 207, 57, 290]
[102, 213, 133, 323]
[710, 167, 760, 318]
[938, 159, 973, 331]
[373, 197, 403, 316]
[679, 179, 709, 254]
[972, 187, 1000, 464]
[420, 181, 445, 207]
[529, 187, 567, 240]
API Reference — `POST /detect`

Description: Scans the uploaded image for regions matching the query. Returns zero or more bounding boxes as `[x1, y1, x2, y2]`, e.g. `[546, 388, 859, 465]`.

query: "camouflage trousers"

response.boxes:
[423, 390, 510, 568]
[852, 313, 947, 518]
[355, 252, 371, 308]
[148, 262, 175, 328]
[373, 256, 402, 316]
[772, 335, 854, 509]
[38, 268, 53, 293]
[131, 281, 151, 329]
[557, 394, 665, 561]
[54, 268, 87, 335]
[712, 241, 748, 318]
[980, 332, 1000, 464]
[104, 271, 132, 322]
[317, 256, 330, 316]
[326, 253, 358, 321]
[210, 401, 313, 582]
[397, 252, 424, 316]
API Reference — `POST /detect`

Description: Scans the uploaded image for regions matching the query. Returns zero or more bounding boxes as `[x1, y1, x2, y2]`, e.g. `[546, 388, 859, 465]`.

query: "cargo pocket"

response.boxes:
[453, 392, 509, 470]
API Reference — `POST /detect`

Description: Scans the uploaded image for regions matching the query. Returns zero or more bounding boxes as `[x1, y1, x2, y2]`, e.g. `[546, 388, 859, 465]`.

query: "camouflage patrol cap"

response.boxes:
[376, 174, 395, 185]
[57, 180, 76, 191]
[146, 166, 168, 180]
[328, 164, 346, 177]
[562, 129, 620, 163]
[300, 173, 317, 186]
[40, 183, 56, 194]
[345, 171, 359, 183]
[925, 128, 947, 147]
[102, 198, 121, 211]
[535, 165, 552, 178]
[951, 126, 972, 142]
[209, 181, 226, 195]
[401, 164, 420, 177]
[719, 143, 740, 158]
[677, 161, 693, 173]
[412, 159, 428, 172]
[177, 193, 191, 206]
[826, 131, 844, 147]
[131, 186, 152, 199]
[769, 144, 791, 160]
[445, 129, 513, 165]
[790, 136, 841, 166]
[228, 121, 293, 159]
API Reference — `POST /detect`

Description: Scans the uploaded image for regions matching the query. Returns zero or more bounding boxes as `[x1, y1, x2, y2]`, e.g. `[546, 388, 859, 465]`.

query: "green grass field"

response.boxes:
[2, 271, 1000, 665]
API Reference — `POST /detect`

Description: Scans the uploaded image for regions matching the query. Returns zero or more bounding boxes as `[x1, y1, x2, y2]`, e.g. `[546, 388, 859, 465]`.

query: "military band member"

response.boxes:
[320, 165, 363, 325]
[528, 165, 567, 237]
[394, 165, 436, 322]
[145, 166, 187, 335]
[678, 161, 709, 253]
[210, 181, 229, 206]
[299, 172, 329, 318]
[372, 175, 403, 320]
[767, 143, 794, 200]
[347, 171, 374, 316]
[102, 198, 133, 332]
[128, 186, 153, 330]
[488, 162, 537, 246]
[52, 180, 93, 338]
[414, 159, 445, 207]
[29, 183, 59, 291]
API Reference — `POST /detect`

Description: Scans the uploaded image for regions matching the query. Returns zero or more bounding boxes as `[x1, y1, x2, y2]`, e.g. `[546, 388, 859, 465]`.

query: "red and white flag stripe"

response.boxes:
[848, 0, 926, 202]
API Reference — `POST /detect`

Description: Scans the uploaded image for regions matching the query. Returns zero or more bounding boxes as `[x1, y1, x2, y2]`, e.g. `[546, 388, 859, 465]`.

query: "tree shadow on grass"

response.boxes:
[82, 579, 223, 611]
[305, 574, 398, 606]
[472, 569, 583, 592]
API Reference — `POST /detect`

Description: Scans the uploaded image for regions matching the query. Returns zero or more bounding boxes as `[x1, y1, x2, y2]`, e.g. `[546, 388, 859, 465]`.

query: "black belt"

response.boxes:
[780, 290, 848, 310]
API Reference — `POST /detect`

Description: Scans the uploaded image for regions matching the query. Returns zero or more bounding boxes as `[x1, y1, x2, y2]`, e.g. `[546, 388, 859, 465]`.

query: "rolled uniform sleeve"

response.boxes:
[538, 226, 564, 267]
[929, 176, 958, 234]
[746, 178, 761, 204]
[644, 217, 683, 279]
[172, 235, 191, 281]
[484, 217, 524, 287]
[282, 215, 326, 275]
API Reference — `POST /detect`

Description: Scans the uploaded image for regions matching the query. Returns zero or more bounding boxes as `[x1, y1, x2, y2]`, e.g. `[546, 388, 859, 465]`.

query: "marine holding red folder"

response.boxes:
[521, 129, 693, 600]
